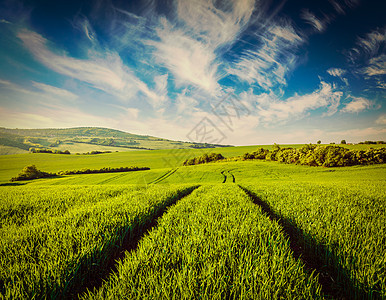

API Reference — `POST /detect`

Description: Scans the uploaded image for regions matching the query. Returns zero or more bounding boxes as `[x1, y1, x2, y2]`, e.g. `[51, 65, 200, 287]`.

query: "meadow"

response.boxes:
[0, 145, 385, 299]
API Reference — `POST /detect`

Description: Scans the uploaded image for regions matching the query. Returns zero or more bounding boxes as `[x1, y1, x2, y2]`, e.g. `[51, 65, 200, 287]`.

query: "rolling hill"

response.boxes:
[0, 127, 232, 155]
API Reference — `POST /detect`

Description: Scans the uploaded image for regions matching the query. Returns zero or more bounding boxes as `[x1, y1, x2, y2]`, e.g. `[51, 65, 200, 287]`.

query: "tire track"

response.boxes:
[149, 168, 178, 184]
[238, 185, 365, 300]
[221, 171, 227, 183]
[97, 172, 129, 185]
[221, 170, 236, 183]
[72, 185, 199, 299]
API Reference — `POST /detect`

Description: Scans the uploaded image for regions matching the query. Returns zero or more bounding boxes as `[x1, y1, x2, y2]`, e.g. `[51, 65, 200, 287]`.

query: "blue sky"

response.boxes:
[0, 0, 385, 145]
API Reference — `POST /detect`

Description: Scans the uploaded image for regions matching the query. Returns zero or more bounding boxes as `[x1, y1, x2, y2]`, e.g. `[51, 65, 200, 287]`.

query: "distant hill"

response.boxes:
[0, 127, 232, 155]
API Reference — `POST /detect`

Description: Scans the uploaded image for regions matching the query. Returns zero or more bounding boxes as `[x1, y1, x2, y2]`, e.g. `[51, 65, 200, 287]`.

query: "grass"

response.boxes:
[83, 185, 323, 299]
[243, 181, 386, 299]
[0, 184, 197, 299]
[0, 146, 384, 299]
[0, 143, 382, 184]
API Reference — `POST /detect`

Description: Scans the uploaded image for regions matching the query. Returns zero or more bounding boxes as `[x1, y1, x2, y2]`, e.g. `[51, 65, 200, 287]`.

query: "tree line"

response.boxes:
[10, 165, 150, 182]
[183, 144, 386, 167]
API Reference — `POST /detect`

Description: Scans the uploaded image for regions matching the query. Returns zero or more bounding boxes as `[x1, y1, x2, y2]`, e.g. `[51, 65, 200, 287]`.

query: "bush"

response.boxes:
[11, 165, 56, 182]
[57, 166, 149, 175]
[183, 153, 225, 166]
[241, 144, 386, 168]
[30, 148, 70, 154]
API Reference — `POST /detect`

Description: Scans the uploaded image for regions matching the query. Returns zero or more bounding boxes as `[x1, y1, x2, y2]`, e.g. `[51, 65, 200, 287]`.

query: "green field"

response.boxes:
[0, 146, 385, 299]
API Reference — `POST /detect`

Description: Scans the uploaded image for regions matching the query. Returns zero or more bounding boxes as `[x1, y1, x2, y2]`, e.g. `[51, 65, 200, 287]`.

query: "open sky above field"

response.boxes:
[0, 0, 385, 145]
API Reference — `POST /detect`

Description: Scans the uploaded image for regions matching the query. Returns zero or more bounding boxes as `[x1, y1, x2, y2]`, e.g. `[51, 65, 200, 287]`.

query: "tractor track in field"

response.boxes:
[72, 185, 199, 300]
[149, 168, 178, 184]
[221, 170, 236, 183]
[238, 185, 361, 300]
[97, 172, 129, 184]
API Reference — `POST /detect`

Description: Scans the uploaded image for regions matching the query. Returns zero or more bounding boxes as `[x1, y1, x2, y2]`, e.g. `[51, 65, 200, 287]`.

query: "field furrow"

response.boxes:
[244, 182, 386, 299]
[83, 185, 323, 299]
[0, 184, 198, 299]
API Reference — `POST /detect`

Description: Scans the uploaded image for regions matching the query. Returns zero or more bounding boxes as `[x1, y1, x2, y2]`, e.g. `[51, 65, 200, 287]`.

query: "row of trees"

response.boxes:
[75, 151, 113, 155]
[58, 166, 150, 175]
[182, 145, 386, 168]
[30, 148, 70, 154]
[243, 144, 386, 167]
[183, 153, 225, 166]
[10, 165, 150, 181]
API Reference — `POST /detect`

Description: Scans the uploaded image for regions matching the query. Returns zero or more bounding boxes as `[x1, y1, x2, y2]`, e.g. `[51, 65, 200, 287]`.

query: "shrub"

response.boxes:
[11, 165, 56, 182]
[240, 144, 386, 168]
[183, 153, 224, 166]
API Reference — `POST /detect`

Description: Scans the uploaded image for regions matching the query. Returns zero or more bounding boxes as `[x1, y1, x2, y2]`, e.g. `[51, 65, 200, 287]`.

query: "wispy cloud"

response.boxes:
[363, 54, 386, 76]
[327, 68, 346, 77]
[145, 0, 257, 94]
[349, 27, 386, 61]
[0, 79, 12, 85]
[147, 18, 220, 93]
[228, 21, 303, 90]
[32, 82, 78, 101]
[72, 16, 98, 45]
[175, 0, 255, 49]
[301, 9, 326, 32]
[327, 67, 349, 85]
[341, 96, 375, 113]
[347, 27, 386, 89]
[376, 114, 386, 125]
[0, 19, 11, 24]
[329, 0, 345, 14]
[17, 29, 162, 106]
[240, 81, 342, 123]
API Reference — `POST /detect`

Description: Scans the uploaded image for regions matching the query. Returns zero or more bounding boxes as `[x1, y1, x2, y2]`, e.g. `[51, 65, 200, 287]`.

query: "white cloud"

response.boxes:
[375, 80, 386, 89]
[376, 114, 386, 125]
[32, 82, 78, 101]
[238, 81, 343, 124]
[175, 0, 255, 49]
[329, 0, 345, 14]
[0, 105, 115, 129]
[17, 29, 157, 103]
[355, 27, 386, 57]
[301, 10, 326, 32]
[175, 91, 200, 115]
[329, 127, 386, 142]
[0, 19, 11, 24]
[363, 54, 386, 76]
[228, 22, 303, 90]
[145, 0, 260, 94]
[147, 18, 220, 93]
[145, 73, 169, 110]
[262, 81, 342, 121]
[82, 19, 96, 43]
[327, 68, 346, 77]
[327, 67, 349, 85]
[341, 96, 374, 113]
[0, 79, 12, 85]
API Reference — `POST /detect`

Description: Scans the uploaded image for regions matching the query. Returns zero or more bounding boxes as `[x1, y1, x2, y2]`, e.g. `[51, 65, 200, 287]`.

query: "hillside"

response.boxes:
[0, 127, 232, 155]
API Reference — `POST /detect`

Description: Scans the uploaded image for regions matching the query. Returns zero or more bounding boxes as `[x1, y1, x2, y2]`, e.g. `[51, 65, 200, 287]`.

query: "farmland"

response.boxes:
[0, 146, 385, 299]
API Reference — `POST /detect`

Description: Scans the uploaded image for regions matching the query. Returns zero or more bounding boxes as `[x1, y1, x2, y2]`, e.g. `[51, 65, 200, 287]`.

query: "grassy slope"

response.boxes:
[0, 127, 232, 153]
[0, 143, 383, 184]
[0, 146, 385, 298]
[84, 185, 322, 300]
[0, 146, 28, 155]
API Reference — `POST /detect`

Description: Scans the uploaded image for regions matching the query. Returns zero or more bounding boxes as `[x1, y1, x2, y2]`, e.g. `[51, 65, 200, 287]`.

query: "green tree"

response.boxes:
[317, 140, 321, 144]
[341, 140, 346, 144]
